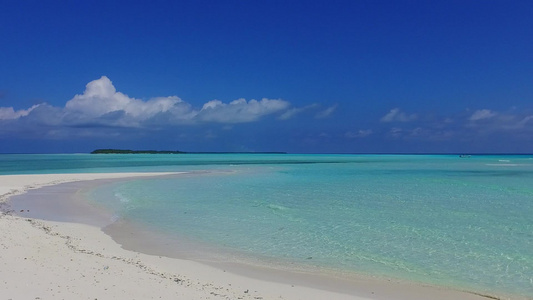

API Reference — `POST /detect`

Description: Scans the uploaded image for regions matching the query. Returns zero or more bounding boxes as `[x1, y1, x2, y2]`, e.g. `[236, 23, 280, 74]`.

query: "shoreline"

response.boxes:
[0, 173, 519, 300]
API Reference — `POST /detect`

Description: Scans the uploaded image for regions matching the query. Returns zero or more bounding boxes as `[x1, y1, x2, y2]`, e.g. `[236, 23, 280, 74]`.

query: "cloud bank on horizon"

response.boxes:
[0, 76, 532, 152]
[1, 76, 299, 127]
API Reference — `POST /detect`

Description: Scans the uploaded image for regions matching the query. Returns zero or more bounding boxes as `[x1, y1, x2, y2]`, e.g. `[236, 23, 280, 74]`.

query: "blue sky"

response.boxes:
[1, 0, 532, 153]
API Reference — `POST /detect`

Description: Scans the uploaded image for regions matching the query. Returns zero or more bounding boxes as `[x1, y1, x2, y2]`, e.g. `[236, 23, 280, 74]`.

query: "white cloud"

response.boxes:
[5, 77, 529, 147]
[315, 104, 337, 119]
[465, 108, 533, 134]
[278, 104, 319, 120]
[380, 108, 417, 122]
[64, 76, 185, 126]
[64, 76, 289, 125]
[469, 109, 496, 121]
[0, 104, 40, 120]
[374, 107, 533, 143]
[197, 98, 289, 123]
[0, 76, 293, 130]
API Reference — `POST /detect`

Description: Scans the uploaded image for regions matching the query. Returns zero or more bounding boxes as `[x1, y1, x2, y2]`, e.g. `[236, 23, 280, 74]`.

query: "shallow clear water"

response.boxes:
[2, 154, 532, 297]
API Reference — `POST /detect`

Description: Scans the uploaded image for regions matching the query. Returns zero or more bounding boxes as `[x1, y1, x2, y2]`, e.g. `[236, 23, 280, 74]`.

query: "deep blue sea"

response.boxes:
[1, 154, 532, 298]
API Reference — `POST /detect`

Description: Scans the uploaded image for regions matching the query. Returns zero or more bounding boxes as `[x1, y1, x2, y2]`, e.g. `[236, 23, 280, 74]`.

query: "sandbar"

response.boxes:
[0, 173, 503, 299]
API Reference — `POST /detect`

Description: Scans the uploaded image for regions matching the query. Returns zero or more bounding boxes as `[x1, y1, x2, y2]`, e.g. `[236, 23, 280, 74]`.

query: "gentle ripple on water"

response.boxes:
[84, 155, 533, 298]
[2, 153, 531, 298]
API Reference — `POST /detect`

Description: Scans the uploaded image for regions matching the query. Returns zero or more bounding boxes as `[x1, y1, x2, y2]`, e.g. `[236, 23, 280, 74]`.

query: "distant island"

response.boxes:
[90, 149, 286, 154]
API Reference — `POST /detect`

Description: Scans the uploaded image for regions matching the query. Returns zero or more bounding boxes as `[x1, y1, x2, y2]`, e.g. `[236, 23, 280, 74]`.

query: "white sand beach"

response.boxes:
[0, 173, 496, 300]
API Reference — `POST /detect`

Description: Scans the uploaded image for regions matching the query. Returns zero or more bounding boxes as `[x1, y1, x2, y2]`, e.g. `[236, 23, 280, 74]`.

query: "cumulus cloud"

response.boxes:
[3, 77, 530, 150]
[380, 108, 417, 122]
[0, 76, 293, 133]
[0, 104, 40, 120]
[61, 77, 188, 127]
[66, 77, 182, 120]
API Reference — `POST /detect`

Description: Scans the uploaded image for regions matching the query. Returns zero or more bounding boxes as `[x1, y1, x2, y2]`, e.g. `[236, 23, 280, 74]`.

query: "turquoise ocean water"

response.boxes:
[1, 154, 532, 298]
